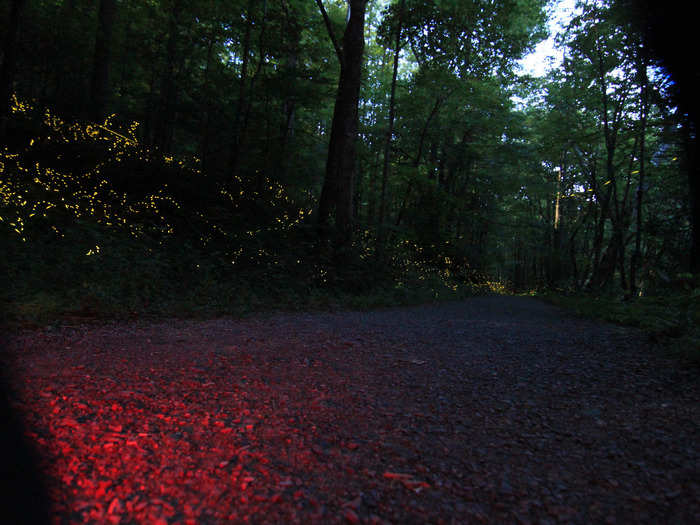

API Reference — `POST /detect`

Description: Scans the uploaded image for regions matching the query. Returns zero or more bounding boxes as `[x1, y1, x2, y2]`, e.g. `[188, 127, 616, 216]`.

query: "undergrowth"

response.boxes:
[0, 97, 507, 328]
[538, 291, 700, 365]
[0, 228, 493, 328]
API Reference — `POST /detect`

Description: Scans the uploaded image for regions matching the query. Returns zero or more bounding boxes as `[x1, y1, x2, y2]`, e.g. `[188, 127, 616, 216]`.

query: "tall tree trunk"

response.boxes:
[278, 41, 298, 180]
[153, 2, 180, 152]
[199, 27, 217, 173]
[229, 0, 254, 177]
[89, 0, 117, 122]
[230, 0, 268, 180]
[587, 176, 612, 289]
[50, 0, 78, 116]
[315, 0, 368, 246]
[625, 0, 700, 276]
[587, 43, 627, 290]
[144, 66, 159, 145]
[415, 96, 444, 168]
[0, 0, 25, 143]
[392, 94, 447, 227]
[616, 230, 628, 291]
[550, 160, 564, 285]
[279, 0, 300, 179]
[630, 52, 649, 296]
[376, 0, 404, 258]
[686, 127, 700, 275]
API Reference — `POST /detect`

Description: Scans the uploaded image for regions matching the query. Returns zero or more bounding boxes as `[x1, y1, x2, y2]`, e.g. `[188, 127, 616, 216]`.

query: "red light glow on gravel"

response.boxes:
[17, 353, 335, 524]
[8, 302, 697, 524]
[6, 321, 430, 524]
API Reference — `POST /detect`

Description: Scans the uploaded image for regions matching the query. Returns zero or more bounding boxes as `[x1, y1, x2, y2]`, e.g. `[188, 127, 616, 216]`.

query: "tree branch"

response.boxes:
[314, 0, 344, 67]
[409, 34, 425, 69]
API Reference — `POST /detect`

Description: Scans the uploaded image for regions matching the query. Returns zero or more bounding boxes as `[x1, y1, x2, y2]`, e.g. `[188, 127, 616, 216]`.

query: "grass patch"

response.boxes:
[1, 237, 501, 330]
[2, 274, 489, 330]
[538, 291, 700, 365]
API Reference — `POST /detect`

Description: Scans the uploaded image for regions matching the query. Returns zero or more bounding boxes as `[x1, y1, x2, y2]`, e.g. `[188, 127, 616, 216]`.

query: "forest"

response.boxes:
[2, 2, 700, 523]
[0, 0, 698, 343]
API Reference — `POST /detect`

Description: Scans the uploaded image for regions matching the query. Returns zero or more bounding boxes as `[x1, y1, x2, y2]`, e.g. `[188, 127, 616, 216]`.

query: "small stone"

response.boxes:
[343, 508, 360, 524]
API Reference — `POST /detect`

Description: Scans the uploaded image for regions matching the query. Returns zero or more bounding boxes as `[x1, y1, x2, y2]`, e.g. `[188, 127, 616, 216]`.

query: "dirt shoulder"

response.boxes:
[3, 296, 699, 523]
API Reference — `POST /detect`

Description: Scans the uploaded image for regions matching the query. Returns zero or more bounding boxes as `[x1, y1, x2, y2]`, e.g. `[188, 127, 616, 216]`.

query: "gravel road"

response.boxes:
[3, 296, 699, 523]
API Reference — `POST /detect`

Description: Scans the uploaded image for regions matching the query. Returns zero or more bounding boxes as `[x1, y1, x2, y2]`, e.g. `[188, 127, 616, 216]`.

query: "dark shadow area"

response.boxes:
[0, 356, 51, 524]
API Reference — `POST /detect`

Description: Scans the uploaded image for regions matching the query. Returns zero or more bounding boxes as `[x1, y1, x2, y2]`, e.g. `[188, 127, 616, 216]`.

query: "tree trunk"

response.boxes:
[587, 44, 627, 290]
[625, 0, 700, 276]
[376, 0, 404, 258]
[0, 0, 25, 142]
[199, 27, 217, 173]
[630, 52, 649, 295]
[230, 0, 268, 180]
[89, 0, 117, 122]
[550, 159, 564, 285]
[415, 96, 443, 168]
[686, 127, 700, 275]
[229, 0, 254, 177]
[153, 2, 180, 152]
[588, 184, 612, 289]
[316, 0, 368, 246]
[279, 1, 301, 177]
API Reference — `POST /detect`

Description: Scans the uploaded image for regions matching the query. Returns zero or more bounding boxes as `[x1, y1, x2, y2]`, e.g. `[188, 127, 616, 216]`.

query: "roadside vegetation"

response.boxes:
[539, 289, 700, 364]
[1, 0, 698, 366]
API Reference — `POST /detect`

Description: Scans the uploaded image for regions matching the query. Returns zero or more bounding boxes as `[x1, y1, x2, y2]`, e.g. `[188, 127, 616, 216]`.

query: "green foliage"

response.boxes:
[0, 96, 504, 325]
[0, 0, 694, 346]
[540, 289, 700, 364]
[483, 0, 692, 295]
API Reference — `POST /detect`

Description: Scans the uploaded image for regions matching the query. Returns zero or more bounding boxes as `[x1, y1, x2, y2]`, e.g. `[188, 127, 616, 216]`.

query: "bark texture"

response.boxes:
[316, 0, 368, 245]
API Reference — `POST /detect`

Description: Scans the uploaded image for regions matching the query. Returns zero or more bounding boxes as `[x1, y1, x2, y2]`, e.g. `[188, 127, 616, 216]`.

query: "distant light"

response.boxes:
[517, 0, 579, 78]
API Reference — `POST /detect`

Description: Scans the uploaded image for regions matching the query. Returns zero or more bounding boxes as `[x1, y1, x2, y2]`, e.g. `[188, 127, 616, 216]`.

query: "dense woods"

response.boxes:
[0, 0, 697, 321]
[2, 4, 699, 522]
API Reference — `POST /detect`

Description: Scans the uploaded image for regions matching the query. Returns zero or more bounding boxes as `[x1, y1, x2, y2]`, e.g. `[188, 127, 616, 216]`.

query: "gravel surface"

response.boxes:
[3, 296, 699, 524]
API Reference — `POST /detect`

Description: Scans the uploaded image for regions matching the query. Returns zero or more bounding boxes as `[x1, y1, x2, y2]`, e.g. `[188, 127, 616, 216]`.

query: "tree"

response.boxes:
[152, 0, 183, 152]
[88, 0, 117, 122]
[3, 0, 693, 298]
[376, 0, 405, 258]
[620, 0, 700, 276]
[500, 0, 688, 294]
[0, 0, 26, 142]
[315, 0, 369, 245]
[365, 0, 547, 272]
